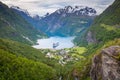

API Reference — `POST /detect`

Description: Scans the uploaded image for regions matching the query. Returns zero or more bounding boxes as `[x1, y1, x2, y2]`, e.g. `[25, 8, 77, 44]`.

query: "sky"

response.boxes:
[0, 0, 115, 16]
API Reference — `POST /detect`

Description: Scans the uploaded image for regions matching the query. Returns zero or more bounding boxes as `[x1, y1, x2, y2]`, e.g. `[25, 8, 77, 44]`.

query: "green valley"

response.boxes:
[0, 0, 120, 80]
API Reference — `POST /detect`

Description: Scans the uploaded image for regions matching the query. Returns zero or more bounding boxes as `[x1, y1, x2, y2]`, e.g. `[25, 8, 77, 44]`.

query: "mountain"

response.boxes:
[0, 2, 46, 45]
[74, 0, 120, 46]
[10, 6, 43, 31]
[39, 6, 97, 36]
[12, 5, 97, 37]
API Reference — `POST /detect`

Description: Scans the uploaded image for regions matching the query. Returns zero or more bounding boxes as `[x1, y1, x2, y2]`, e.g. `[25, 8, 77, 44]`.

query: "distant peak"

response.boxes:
[55, 5, 97, 16]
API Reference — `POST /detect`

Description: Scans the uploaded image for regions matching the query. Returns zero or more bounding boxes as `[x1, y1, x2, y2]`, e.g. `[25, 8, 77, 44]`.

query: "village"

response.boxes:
[44, 47, 87, 65]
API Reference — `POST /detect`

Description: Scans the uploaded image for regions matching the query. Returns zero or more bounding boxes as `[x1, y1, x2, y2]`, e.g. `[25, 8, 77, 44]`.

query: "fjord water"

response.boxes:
[33, 36, 75, 49]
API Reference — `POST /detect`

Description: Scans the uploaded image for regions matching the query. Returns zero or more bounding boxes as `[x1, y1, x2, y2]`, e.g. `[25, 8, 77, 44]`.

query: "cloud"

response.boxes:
[0, 0, 115, 16]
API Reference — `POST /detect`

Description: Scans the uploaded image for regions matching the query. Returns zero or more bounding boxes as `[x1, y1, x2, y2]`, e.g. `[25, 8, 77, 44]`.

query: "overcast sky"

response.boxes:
[0, 0, 115, 16]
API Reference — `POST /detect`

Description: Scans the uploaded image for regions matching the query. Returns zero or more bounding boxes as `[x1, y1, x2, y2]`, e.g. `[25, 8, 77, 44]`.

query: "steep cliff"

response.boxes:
[90, 46, 120, 80]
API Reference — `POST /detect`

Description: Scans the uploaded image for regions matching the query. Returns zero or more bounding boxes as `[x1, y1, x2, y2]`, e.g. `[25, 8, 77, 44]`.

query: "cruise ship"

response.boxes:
[53, 42, 59, 49]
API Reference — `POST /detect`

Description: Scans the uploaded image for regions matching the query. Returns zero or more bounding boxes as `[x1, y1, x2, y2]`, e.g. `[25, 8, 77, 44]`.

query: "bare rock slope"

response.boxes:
[90, 46, 120, 80]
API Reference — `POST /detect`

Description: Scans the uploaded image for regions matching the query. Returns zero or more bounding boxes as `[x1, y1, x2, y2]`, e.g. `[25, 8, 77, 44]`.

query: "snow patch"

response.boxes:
[55, 6, 96, 16]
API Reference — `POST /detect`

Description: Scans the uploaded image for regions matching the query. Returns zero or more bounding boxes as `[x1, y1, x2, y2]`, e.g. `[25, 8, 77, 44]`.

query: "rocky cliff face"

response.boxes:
[86, 31, 97, 44]
[90, 46, 120, 80]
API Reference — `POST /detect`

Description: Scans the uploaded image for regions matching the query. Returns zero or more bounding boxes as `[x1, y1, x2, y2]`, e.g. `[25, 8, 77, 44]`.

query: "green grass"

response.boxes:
[71, 47, 87, 55]
[101, 24, 116, 31]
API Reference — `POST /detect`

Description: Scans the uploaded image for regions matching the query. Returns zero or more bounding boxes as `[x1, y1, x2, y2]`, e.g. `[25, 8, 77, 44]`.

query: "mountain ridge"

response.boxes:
[11, 5, 97, 37]
[55, 6, 96, 16]
[38, 6, 97, 36]
[0, 2, 46, 45]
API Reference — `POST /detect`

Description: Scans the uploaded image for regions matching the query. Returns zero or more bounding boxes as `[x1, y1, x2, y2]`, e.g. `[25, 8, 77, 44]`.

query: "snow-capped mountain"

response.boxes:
[10, 5, 97, 37]
[39, 6, 97, 36]
[55, 6, 97, 16]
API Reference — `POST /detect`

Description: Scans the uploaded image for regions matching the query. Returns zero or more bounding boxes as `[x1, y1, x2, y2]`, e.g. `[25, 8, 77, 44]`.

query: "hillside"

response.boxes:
[0, 38, 60, 80]
[0, 49, 56, 80]
[3, 37, 116, 80]
[0, 2, 46, 45]
[74, 0, 120, 46]
[69, 0, 120, 79]
[11, 6, 43, 32]
[0, 39, 46, 62]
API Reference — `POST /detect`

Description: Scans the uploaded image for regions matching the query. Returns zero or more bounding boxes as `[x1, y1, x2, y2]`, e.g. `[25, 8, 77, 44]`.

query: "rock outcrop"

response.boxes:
[90, 46, 120, 80]
[86, 31, 97, 44]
